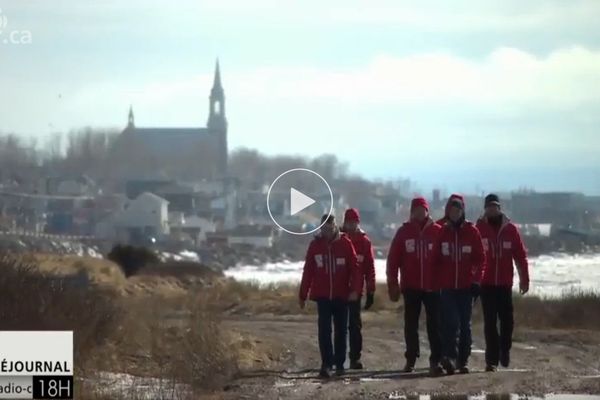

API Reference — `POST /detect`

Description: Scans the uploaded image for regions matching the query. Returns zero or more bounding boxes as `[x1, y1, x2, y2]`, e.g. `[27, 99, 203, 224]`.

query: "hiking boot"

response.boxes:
[402, 359, 416, 373]
[485, 364, 498, 372]
[335, 366, 345, 376]
[349, 360, 364, 370]
[500, 350, 510, 368]
[441, 358, 456, 375]
[318, 366, 331, 379]
[458, 365, 470, 374]
[429, 363, 444, 377]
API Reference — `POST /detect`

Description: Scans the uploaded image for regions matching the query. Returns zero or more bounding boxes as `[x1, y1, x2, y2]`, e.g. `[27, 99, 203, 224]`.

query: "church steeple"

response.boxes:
[208, 58, 226, 127]
[127, 105, 135, 128]
[213, 59, 222, 92]
[207, 59, 228, 176]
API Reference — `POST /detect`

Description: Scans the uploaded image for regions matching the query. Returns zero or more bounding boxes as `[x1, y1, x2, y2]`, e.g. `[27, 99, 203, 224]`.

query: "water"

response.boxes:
[224, 253, 600, 298]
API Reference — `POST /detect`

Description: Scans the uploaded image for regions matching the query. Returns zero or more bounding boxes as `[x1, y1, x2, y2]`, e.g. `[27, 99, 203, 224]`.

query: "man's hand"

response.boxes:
[348, 291, 359, 302]
[299, 298, 305, 309]
[519, 281, 529, 295]
[388, 287, 400, 302]
[364, 292, 375, 310]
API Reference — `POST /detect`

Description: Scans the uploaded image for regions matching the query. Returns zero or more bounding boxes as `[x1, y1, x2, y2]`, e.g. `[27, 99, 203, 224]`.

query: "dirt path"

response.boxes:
[221, 311, 600, 399]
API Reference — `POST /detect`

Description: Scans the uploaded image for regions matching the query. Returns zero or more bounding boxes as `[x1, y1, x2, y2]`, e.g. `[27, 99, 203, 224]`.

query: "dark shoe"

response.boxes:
[458, 365, 470, 374]
[318, 366, 331, 379]
[335, 366, 345, 376]
[349, 360, 363, 370]
[441, 358, 456, 375]
[402, 360, 416, 373]
[500, 350, 510, 368]
[485, 364, 497, 372]
[429, 363, 444, 377]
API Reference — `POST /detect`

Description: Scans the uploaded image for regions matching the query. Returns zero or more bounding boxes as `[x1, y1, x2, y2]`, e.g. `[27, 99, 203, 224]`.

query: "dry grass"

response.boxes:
[18, 252, 127, 288]
[0, 255, 252, 399]
[513, 290, 600, 330]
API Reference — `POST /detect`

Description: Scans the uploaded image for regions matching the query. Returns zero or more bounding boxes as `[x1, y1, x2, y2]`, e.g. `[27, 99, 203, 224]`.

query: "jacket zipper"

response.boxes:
[455, 230, 459, 289]
[419, 230, 424, 290]
[328, 246, 333, 300]
[495, 223, 507, 286]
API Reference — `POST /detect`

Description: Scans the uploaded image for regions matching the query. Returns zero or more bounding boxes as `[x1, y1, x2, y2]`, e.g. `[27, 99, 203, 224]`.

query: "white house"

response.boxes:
[109, 192, 170, 241]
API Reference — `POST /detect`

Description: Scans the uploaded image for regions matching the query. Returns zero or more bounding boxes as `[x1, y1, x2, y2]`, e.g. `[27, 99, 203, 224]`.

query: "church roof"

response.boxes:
[127, 127, 212, 154]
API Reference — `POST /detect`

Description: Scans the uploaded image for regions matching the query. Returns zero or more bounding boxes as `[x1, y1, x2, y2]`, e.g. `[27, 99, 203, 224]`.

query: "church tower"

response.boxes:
[127, 105, 135, 129]
[207, 59, 228, 176]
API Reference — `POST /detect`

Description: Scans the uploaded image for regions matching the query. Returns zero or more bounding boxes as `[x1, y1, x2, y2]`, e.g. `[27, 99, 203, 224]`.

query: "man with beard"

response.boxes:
[476, 194, 529, 372]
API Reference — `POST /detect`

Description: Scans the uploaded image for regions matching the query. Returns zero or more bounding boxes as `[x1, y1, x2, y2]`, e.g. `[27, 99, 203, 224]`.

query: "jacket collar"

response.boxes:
[314, 228, 342, 243]
[478, 213, 510, 229]
[408, 216, 434, 231]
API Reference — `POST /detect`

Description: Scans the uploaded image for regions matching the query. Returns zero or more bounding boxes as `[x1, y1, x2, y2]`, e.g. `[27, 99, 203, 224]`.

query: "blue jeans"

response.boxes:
[441, 288, 473, 367]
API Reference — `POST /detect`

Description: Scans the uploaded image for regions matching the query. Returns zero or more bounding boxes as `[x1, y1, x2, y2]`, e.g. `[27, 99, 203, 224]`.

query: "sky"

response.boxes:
[1, 0, 599, 194]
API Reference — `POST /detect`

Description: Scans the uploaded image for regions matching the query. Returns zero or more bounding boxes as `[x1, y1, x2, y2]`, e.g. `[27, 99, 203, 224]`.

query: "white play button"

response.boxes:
[266, 168, 334, 235]
[290, 187, 315, 216]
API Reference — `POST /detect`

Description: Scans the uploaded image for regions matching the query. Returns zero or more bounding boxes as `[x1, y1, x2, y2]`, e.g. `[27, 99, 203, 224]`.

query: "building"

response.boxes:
[169, 213, 217, 245]
[511, 191, 586, 227]
[117, 60, 228, 180]
[227, 225, 275, 248]
[99, 192, 170, 243]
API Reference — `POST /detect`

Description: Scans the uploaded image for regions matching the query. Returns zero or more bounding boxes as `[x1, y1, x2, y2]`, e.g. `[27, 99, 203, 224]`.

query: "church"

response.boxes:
[119, 60, 228, 180]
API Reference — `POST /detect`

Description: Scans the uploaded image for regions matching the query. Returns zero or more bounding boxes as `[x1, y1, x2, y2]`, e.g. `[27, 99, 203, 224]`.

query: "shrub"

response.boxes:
[0, 255, 122, 372]
[107, 244, 159, 277]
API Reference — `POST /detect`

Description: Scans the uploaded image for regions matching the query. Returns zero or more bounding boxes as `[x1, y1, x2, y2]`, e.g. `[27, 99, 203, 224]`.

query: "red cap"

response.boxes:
[411, 197, 429, 212]
[344, 208, 360, 223]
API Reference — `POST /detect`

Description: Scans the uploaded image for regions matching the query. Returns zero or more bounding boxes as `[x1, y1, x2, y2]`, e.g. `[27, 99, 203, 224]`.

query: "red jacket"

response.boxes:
[387, 218, 442, 292]
[299, 232, 361, 301]
[476, 215, 529, 287]
[345, 230, 376, 295]
[431, 220, 486, 290]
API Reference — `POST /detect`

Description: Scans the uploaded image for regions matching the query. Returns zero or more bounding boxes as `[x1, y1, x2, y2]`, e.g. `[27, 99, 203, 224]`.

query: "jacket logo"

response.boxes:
[405, 239, 416, 253]
[482, 238, 489, 251]
[442, 242, 450, 256]
[503, 241, 512, 249]
[315, 254, 324, 268]
[357, 254, 364, 263]
[462, 245, 472, 254]
[336, 257, 345, 266]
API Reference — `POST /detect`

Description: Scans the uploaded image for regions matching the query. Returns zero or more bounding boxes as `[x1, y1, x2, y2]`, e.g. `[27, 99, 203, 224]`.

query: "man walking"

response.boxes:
[387, 197, 444, 376]
[476, 194, 530, 372]
[342, 208, 376, 370]
[299, 214, 361, 378]
[431, 197, 486, 374]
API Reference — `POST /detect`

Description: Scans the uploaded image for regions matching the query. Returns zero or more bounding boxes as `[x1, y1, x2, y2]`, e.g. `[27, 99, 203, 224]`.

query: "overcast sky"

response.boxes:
[1, 0, 599, 194]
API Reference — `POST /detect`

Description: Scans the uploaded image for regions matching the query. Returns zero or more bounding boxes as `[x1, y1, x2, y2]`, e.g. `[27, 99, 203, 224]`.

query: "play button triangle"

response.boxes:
[290, 187, 316, 216]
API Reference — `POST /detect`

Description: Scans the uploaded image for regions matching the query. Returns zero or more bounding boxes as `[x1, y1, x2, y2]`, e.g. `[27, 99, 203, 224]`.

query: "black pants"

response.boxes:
[316, 299, 349, 369]
[480, 286, 514, 366]
[348, 297, 362, 362]
[403, 289, 443, 365]
[441, 288, 473, 367]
